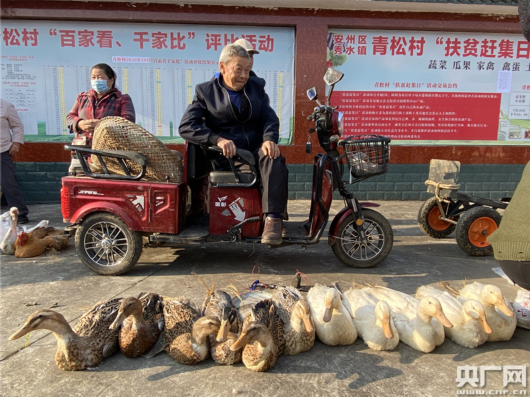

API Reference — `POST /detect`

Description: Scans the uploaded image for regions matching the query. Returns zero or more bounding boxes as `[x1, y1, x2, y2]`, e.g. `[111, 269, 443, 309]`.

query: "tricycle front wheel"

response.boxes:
[331, 209, 393, 268]
[75, 212, 143, 275]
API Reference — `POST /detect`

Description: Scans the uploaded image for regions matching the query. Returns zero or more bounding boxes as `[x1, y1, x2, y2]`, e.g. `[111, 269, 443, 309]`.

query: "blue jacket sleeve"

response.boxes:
[178, 87, 219, 146]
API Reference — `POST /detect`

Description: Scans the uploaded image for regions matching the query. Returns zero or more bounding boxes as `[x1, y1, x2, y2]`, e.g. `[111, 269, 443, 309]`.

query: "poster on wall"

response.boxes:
[1, 21, 294, 143]
[328, 29, 530, 144]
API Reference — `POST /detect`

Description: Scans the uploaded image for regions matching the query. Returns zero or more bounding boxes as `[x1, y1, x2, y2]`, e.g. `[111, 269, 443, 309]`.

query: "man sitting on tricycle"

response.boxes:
[179, 43, 289, 246]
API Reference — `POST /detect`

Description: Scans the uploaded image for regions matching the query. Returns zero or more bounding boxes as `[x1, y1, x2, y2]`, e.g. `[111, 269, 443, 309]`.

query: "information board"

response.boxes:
[328, 29, 530, 143]
[1, 21, 294, 143]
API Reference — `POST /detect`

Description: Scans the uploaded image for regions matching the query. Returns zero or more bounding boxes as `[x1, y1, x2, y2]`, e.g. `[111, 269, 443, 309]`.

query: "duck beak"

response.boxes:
[382, 318, 394, 339]
[230, 333, 249, 351]
[9, 324, 32, 340]
[435, 311, 453, 328]
[478, 314, 493, 334]
[323, 307, 333, 323]
[216, 319, 230, 343]
[497, 300, 514, 317]
[109, 312, 126, 330]
[302, 317, 313, 333]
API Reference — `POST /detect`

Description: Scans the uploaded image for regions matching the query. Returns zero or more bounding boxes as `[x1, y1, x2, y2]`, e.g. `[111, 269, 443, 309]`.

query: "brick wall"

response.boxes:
[287, 163, 525, 201]
[12, 162, 525, 204]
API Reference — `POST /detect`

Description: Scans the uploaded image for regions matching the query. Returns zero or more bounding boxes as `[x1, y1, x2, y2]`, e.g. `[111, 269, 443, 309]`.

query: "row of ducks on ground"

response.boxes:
[9, 280, 518, 372]
[0, 207, 68, 257]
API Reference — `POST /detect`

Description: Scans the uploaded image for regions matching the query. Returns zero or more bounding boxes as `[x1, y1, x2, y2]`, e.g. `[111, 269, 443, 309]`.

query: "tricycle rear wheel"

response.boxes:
[455, 206, 501, 256]
[75, 212, 143, 275]
[331, 209, 393, 268]
[418, 197, 457, 238]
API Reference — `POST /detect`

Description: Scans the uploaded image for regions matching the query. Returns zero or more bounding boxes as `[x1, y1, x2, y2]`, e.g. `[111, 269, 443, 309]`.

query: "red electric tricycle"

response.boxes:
[61, 68, 394, 275]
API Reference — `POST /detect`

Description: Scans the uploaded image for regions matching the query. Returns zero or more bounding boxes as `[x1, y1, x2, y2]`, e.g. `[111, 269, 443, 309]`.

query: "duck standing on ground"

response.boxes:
[109, 292, 164, 358]
[1, 207, 18, 255]
[271, 286, 315, 355]
[201, 286, 243, 365]
[9, 298, 121, 370]
[230, 300, 283, 372]
[452, 282, 516, 342]
[342, 286, 399, 351]
[416, 285, 491, 348]
[365, 286, 453, 353]
[307, 283, 357, 346]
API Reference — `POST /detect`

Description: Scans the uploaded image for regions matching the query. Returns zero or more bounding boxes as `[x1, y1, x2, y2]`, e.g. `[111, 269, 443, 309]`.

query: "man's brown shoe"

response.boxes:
[262, 217, 283, 245]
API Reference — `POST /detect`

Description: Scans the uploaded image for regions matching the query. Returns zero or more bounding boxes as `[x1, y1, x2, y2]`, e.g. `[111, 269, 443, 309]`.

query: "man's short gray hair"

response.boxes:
[219, 44, 250, 65]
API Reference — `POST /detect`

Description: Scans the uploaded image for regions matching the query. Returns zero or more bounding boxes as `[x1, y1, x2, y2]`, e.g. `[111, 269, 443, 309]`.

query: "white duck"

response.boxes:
[307, 283, 357, 346]
[1, 207, 18, 255]
[416, 285, 492, 348]
[365, 286, 453, 353]
[456, 282, 516, 342]
[342, 287, 399, 351]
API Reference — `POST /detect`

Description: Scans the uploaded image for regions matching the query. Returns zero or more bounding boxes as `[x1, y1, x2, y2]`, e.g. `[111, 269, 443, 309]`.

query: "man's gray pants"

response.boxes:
[1, 151, 29, 217]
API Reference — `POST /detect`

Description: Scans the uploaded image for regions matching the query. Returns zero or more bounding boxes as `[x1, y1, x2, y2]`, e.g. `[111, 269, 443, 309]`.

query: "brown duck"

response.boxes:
[272, 286, 315, 355]
[202, 286, 243, 365]
[109, 292, 164, 358]
[230, 299, 284, 372]
[145, 296, 221, 365]
[9, 298, 121, 371]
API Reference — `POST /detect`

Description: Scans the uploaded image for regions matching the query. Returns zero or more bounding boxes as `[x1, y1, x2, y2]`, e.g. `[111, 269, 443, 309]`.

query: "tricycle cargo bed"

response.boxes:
[61, 176, 186, 234]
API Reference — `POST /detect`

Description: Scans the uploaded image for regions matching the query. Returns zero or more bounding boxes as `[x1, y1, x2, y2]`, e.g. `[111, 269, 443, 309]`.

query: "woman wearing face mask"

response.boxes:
[66, 63, 135, 173]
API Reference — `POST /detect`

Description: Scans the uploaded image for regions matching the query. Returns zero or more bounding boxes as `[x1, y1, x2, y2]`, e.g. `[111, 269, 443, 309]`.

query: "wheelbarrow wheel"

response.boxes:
[75, 212, 143, 275]
[331, 209, 393, 268]
[455, 206, 501, 256]
[418, 197, 457, 238]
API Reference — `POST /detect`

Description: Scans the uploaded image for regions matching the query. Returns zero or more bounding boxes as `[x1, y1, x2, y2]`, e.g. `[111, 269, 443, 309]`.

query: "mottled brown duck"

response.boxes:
[9, 298, 121, 371]
[272, 286, 315, 355]
[202, 287, 243, 365]
[230, 299, 284, 372]
[109, 292, 164, 358]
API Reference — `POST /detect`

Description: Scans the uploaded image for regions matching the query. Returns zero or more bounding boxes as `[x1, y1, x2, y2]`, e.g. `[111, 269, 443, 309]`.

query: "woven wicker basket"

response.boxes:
[91, 117, 183, 183]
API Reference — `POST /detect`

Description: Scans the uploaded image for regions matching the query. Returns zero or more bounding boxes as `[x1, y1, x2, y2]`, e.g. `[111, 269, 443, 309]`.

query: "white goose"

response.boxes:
[342, 287, 399, 351]
[1, 207, 18, 255]
[456, 282, 516, 342]
[365, 286, 453, 353]
[307, 283, 357, 346]
[416, 285, 492, 348]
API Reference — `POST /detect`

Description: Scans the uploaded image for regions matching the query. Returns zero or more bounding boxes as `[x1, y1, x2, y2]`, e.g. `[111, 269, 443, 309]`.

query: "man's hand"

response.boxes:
[217, 137, 237, 158]
[262, 141, 280, 159]
[78, 119, 99, 132]
[8, 143, 20, 156]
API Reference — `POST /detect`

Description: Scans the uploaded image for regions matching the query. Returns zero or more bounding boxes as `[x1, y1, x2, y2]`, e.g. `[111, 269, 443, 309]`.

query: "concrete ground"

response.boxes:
[0, 201, 528, 397]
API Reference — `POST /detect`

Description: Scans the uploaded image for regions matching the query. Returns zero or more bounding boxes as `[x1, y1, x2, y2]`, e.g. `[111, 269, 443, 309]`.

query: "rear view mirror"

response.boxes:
[307, 87, 318, 101]
[323, 68, 344, 86]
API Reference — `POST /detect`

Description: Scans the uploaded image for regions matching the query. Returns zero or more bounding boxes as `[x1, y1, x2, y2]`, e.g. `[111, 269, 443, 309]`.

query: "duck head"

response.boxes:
[419, 297, 453, 328]
[9, 310, 70, 340]
[462, 299, 493, 334]
[229, 321, 269, 351]
[9, 207, 18, 222]
[216, 306, 232, 342]
[374, 300, 394, 339]
[293, 299, 313, 333]
[192, 316, 221, 341]
[323, 288, 341, 323]
[109, 297, 143, 330]
[480, 285, 514, 316]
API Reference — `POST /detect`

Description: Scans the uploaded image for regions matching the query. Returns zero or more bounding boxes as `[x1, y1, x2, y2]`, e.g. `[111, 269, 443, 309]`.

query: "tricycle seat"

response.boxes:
[210, 171, 256, 185]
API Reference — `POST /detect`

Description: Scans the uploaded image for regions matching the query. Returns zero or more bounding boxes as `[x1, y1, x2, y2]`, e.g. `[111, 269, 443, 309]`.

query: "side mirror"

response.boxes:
[307, 87, 318, 101]
[323, 68, 344, 86]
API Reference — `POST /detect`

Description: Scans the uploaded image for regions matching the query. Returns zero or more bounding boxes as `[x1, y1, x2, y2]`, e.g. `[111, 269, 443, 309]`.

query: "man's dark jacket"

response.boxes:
[179, 75, 279, 152]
